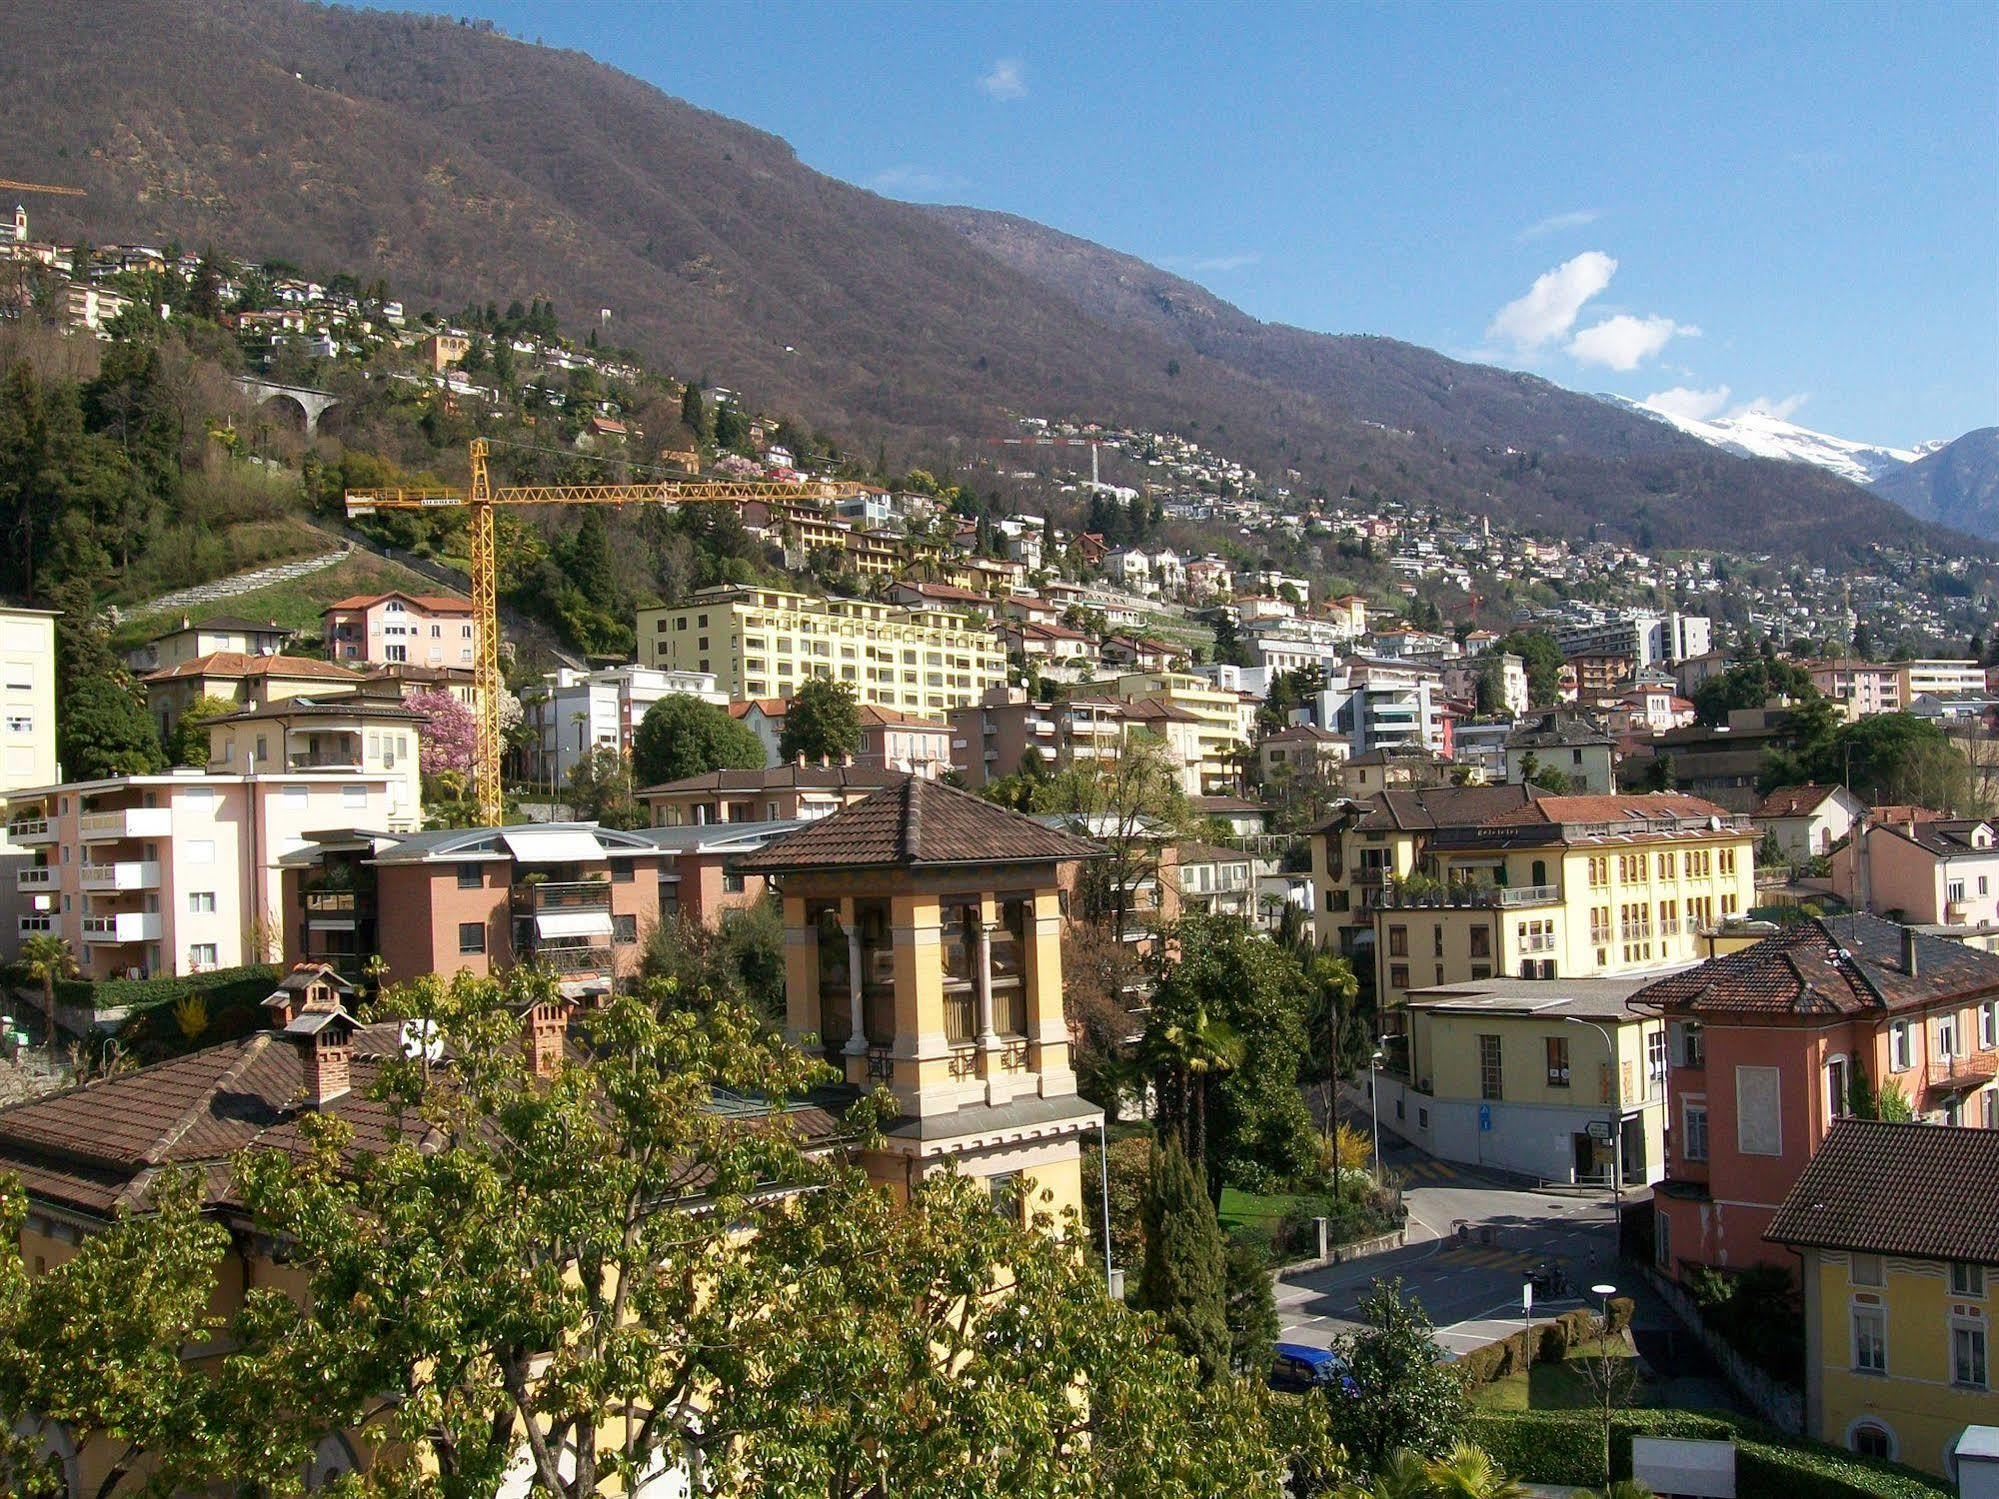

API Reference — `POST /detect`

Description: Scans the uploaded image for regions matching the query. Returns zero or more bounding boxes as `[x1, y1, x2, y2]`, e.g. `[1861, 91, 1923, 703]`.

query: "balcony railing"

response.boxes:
[18, 914, 54, 936]
[304, 890, 360, 918]
[288, 751, 363, 771]
[532, 943, 613, 976]
[78, 807, 172, 841]
[81, 912, 161, 943]
[80, 861, 161, 892]
[1377, 882, 1560, 911]
[7, 817, 52, 843]
[512, 880, 612, 914]
[16, 866, 54, 891]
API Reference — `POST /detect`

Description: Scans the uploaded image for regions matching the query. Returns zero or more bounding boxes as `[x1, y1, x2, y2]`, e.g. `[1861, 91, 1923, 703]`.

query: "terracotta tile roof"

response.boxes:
[1528, 792, 1734, 824]
[321, 591, 473, 614]
[1176, 839, 1251, 867]
[1766, 1119, 1999, 1262]
[734, 777, 1103, 873]
[146, 614, 288, 641]
[142, 652, 363, 683]
[635, 765, 906, 798]
[1751, 784, 1846, 819]
[854, 704, 949, 731]
[1630, 914, 1999, 1018]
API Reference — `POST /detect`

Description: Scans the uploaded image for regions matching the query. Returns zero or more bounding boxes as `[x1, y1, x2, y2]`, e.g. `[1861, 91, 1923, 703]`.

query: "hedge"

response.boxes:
[1468, 1409, 1953, 1499]
[54, 963, 280, 1014]
[1455, 1301, 1635, 1391]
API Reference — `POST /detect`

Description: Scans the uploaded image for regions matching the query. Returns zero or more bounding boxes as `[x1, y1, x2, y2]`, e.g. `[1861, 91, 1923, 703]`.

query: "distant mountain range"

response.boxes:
[1605, 396, 1999, 540]
[0, 0, 1979, 564]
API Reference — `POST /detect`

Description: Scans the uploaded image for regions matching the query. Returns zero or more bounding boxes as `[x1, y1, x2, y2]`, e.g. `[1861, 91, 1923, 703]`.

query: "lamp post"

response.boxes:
[1369, 1047, 1386, 1185]
[1567, 1016, 1622, 1214]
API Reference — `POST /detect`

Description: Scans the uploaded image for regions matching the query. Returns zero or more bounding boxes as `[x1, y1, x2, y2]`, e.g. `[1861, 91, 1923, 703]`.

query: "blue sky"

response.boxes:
[406, 1, 1993, 448]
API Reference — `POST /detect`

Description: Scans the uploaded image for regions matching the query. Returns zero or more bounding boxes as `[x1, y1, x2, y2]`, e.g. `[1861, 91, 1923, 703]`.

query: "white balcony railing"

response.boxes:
[78, 807, 172, 841]
[80, 861, 161, 892]
[81, 911, 162, 943]
[6, 817, 53, 843]
[18, 914, 54, 936]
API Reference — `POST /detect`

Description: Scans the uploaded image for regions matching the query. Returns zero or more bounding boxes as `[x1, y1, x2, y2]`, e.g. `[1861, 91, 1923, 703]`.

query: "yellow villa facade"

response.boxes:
[636, 584, 1005, 720]
[1311, 785, 1757, 1022]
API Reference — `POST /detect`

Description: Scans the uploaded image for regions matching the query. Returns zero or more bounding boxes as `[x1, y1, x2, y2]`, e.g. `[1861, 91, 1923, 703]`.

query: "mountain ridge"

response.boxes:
[1870, 428, 1999, 540]
[0, 0, 1977, 563]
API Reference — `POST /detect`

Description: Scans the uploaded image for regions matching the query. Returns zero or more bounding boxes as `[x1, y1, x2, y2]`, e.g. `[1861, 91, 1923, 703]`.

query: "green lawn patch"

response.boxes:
[1470, 1340, 1648, 1412]
[113, 548, 449, 647]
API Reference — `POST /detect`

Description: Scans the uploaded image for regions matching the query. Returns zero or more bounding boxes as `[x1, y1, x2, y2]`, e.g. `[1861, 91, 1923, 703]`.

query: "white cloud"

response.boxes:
[1517, 209, 1601, 242]
[1486, 251, 1617, 351]
[1733, 392, 1811, 420]
[1644, 384, 1733, 422]
[1567, 313, 1698, 371]
[979, 58, 1026, 100]
[866, 164, 969, 197]
[1160, 251, 1262, 273]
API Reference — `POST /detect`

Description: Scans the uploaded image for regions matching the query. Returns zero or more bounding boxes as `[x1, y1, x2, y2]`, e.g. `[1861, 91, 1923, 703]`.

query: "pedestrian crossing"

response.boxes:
[1436, 1243, 1543, 1272]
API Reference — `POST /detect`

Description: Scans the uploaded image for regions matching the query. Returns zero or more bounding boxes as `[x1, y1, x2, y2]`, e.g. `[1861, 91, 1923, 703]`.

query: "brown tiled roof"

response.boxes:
[321, 591, 472, 614]
[1766, 1119, 1999, 1262]
[1176, 839, 1250, 867]
[1752, 784, 1845, 819]
[636, 765, 907, 797]
[142, 652, 362, 684]
[734, 777, 1103, 873]
[1630, 914, 1999, 1019]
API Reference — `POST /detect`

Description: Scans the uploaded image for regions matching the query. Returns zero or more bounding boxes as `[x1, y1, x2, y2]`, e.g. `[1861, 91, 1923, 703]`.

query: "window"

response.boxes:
[1479, 1034, 1503, 1101]
[1851, 1424, 1894, 1461]
[1850, 1252, 1884, 1285]
[1950, 880, 1967, 903]
[1827, 1055, 1850, 1119]
[1890, 1020, 1913, 1072]
[1982, 1001, 1998, 1050]
[1940, 1014, 1960, 1059]
[1470, 925, 1492, 959]
[1671, 1020, 1704, 1068]
[1853, 1305, 1887, 1372]
[1433, 926, 1444, 958]
[187, 943, 218, 970]
[1546, 1036, 1571, 1087]
[186, 891, 216, 914]
[722, 871, 746, 894]
[1388, 925, 1408, 957]
[611, 862, 635, 883]
[456, 862, 482, 889]
[1682, 1098, 1709, 1161]
[342, 784, 368, 809]
[1655, 1210, 1670, 1268]
[1953, 1322, 1988, 1389]
[1647, 1030, 1668, 1097]
[4, 713, 30, 733]
[458, 922, 486, 955]
[1389, 964, 1410, 991]
[612, 914, 638, 945]
[986, 1172, 1022, 1220]
[1952, 1263, 1987, 1298]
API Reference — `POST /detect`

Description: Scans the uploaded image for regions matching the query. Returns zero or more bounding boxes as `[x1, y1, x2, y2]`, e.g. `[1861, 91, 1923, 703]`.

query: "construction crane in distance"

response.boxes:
[347, 437, 874, 826]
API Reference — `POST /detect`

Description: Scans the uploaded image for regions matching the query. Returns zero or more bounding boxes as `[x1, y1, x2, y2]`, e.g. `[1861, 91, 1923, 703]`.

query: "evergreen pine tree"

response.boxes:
[1223, 1232, 1279, 1377]
[1135, 1138, 1231, 1381]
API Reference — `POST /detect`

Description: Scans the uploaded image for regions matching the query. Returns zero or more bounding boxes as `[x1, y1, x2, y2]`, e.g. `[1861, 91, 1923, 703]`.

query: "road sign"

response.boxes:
[1478, 1103, 1492, 1132]
[1587, 1119, 1614, 1142]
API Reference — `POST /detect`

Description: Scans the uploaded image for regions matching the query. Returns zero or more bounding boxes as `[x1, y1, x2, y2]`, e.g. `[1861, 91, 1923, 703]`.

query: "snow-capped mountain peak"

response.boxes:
[1601, 395, 1922, 487]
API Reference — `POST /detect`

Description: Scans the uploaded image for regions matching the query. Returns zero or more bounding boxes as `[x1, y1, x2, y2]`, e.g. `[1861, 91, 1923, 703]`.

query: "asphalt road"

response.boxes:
[1277, 1111, 1625, 1358]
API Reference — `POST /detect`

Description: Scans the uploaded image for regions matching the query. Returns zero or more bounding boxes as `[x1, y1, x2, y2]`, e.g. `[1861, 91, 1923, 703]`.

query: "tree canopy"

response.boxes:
[1488, 631, 1564, 708]
[632, 693, 766, 786]
[60, 675, 164, 780]
[1691, 658, 1816, 726]
[165, 693, 236, 767]
[777, 676, 862, 764]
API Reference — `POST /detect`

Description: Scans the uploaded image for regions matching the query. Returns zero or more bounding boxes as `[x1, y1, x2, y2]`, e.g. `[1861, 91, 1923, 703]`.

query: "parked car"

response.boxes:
[1269, 1341, 1355, 1396]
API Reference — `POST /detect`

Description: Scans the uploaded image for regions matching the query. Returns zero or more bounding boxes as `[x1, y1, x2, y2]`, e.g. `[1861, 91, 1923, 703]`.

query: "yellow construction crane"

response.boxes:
[347, 437, 872, 825]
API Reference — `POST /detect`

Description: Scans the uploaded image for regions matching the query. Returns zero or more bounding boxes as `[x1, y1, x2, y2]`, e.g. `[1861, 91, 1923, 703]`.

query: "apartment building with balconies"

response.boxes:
[948, 689, 1196, 792]
[517, 664, 726, 786]
[1311, 785, 1757, 1026]
[139, 651, 365, 738]
[202, 694, 425, 832]
[321, 591, 477, 668]
[0, 606, 58, 847]
[636, 585, 1006, 720]
[1634, 917, 1999, 1284]
[7, 767, 398, 978]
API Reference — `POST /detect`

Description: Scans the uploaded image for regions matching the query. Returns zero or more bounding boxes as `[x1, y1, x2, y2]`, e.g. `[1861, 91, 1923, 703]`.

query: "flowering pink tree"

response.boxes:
[404, 689, 478, 777]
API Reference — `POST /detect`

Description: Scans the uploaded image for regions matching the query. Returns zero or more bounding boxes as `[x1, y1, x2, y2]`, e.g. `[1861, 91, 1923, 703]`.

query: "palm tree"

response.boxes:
[16, 934, 77, 1048]
[1336, 1450, 1431, 1499]
[1422, 1442, 1528, 1499]
[1143, 1003, 1243, 1176]
[1577, 1483, 1656, 1499]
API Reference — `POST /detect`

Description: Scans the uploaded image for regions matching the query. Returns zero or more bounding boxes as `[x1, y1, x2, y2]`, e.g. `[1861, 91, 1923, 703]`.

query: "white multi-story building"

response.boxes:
[1897, 659, 1987, 701]
[0, 608, 58, 821]
[1553, 610, 1711, 668]
[520, 665, 726, 785]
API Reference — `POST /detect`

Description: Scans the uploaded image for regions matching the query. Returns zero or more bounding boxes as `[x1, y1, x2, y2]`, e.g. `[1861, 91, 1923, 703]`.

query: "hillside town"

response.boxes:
[1, 13, 1997, 1496]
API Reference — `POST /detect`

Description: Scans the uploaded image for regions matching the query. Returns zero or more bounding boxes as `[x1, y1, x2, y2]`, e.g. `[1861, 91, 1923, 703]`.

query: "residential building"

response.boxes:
[1831, 816, 1999, 938]
[1241, 617, 1356, 676]
[1554, 610, 1712, 668]
[63, 282, 132, 333]
[321, 591, 476, 667]
[518, 665, 726, 786]
[1569, 652, 1636, 703]
[1259, 723, 1349, 782]
[0, 605, 58, 814]
[739, 778, 1104, 1213]
[1099, 673, 1246, 794]
[950, 692, 1162, 789]
[637, 765, 906, 827]
[1172, 841, 1255, 918]
[1810, 659, 1905, 720]
[1634, 916, 1999, 1283]
[353, 662, 478, 707]
[1191, 794, 1270, 837]
[1766, 1119, 1999, 1476]
[1311, 786, 1757, 1022]
[1382, 976, 1669, 1187]
[279, 822, 680, 995]
[1625, 707, 1801, 813]
[887, 581, 1001, 620]
[125, 613, 291, 674]
[1899, 659, 1988, 703]
[998, 619, 1094, 677]
[1753, 784, 1865, 866]
[636, 585, 1006, 720]
[852, 705, 954, 778]
[1314, 658, 1450, 758]
[1340, 747, 1456, 797]
[415, 330, 470, 370]
[1505, 712, 1617, 794]
[140, 652, 365, 738]
[9, 767, 398, 979]
[203, 694, 425, 832]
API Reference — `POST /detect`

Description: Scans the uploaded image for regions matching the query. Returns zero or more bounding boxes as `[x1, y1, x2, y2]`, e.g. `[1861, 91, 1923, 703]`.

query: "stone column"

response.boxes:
[975, 915, 998, 1049]
[842, 898, 866, 1058]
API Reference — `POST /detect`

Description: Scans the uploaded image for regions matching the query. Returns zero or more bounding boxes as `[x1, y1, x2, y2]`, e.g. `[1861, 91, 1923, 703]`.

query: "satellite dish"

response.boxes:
[399, 1019, 443, 1063]
[1709, 814, 1722, 831]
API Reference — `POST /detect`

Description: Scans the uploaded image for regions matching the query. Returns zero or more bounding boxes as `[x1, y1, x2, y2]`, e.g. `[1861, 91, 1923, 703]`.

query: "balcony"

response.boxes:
[288, 750, 364, 771]
[511, 880, 612, 915]
[82, 911, 162, 944]
[80, 861, 161, 892]
[303, 889, 362, 927]
[532, 943, 613, 976]
[78, 807, 172, 842]
[7, 816, 53, 844]
[18, 913, 54, 936]
[16, 866, 54, 891]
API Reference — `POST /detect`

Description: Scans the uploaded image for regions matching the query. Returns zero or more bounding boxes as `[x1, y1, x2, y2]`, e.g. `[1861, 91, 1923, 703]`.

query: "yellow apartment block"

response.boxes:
[637, 585, 1005, 719]
[1103, 671, 1245, 794]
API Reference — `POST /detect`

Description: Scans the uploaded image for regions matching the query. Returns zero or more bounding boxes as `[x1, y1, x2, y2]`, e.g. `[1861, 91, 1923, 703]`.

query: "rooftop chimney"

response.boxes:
[1902, 925, 1920, 979]
[301, 1022, 353, 1108]
[523, 997, 573, 1078]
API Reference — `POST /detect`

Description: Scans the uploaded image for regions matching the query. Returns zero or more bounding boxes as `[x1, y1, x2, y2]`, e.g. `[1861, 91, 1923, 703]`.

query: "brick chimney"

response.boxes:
[1903, 925, 1920, 979]
[276, 969, 358, 1108]
[301, 1021, 354, 1108]
[523, 997, 573, 1078]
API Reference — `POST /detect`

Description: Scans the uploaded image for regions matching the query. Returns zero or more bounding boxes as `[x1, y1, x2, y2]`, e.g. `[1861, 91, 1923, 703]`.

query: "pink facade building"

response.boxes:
[321, 591, 476, 667]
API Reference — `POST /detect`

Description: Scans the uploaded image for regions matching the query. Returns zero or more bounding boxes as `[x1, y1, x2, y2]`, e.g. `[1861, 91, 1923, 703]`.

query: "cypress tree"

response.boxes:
[1224, 1232, 1279, 1377]
[1136, 1138, 1230, 1381]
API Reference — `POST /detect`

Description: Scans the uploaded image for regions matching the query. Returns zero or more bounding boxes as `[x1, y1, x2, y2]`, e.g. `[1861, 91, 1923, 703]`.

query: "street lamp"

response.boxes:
[1369, 1047, 1386, 1185]
[1098, 1116, 1118, 1299]
[1566, 1016, 1623, 1214]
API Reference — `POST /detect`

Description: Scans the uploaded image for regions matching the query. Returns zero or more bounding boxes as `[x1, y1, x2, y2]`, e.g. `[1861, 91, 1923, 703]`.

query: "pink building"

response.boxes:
[853, 705, 953, 778]
[1635, 916, 1999, 1282]
[1830, 816, 1999, 934]
[321, 591, 476, 667]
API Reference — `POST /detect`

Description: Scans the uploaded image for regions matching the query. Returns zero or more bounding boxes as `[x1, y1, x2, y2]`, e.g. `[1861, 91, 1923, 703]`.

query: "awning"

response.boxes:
[502, 828, 606, 864]
[535, 911, 615, 941]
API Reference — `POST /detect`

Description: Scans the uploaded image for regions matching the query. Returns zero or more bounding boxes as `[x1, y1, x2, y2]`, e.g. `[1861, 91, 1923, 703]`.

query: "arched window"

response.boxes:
[1848, 1419, 1895, 1462]
[1530, 859, 1548, 887]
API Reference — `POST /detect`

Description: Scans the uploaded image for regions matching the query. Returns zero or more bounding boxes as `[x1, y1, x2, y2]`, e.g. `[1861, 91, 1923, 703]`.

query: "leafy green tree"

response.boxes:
[778, 675, 862, 764]
[1329, 1278, 1467, 1470]
[631, 693, 766, 786]
[679, 382, 711, 443]
[1224, 1232, 1280, 1377]
[564, 744, 646, 830]
[1136, 1138, 1231, 1381]
[1491, 631, 1564, 708]
[640, 898, 787, 1026]
[60, 675, 165, 779]
[1691, 659, 1816, 726]
[165, 693, 236, 767]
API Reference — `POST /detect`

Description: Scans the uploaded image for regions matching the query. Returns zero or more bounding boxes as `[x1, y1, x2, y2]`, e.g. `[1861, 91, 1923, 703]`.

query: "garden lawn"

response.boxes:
[1217, 1187, 1303, 1237]
[1471, 1337, 1652, 1412]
